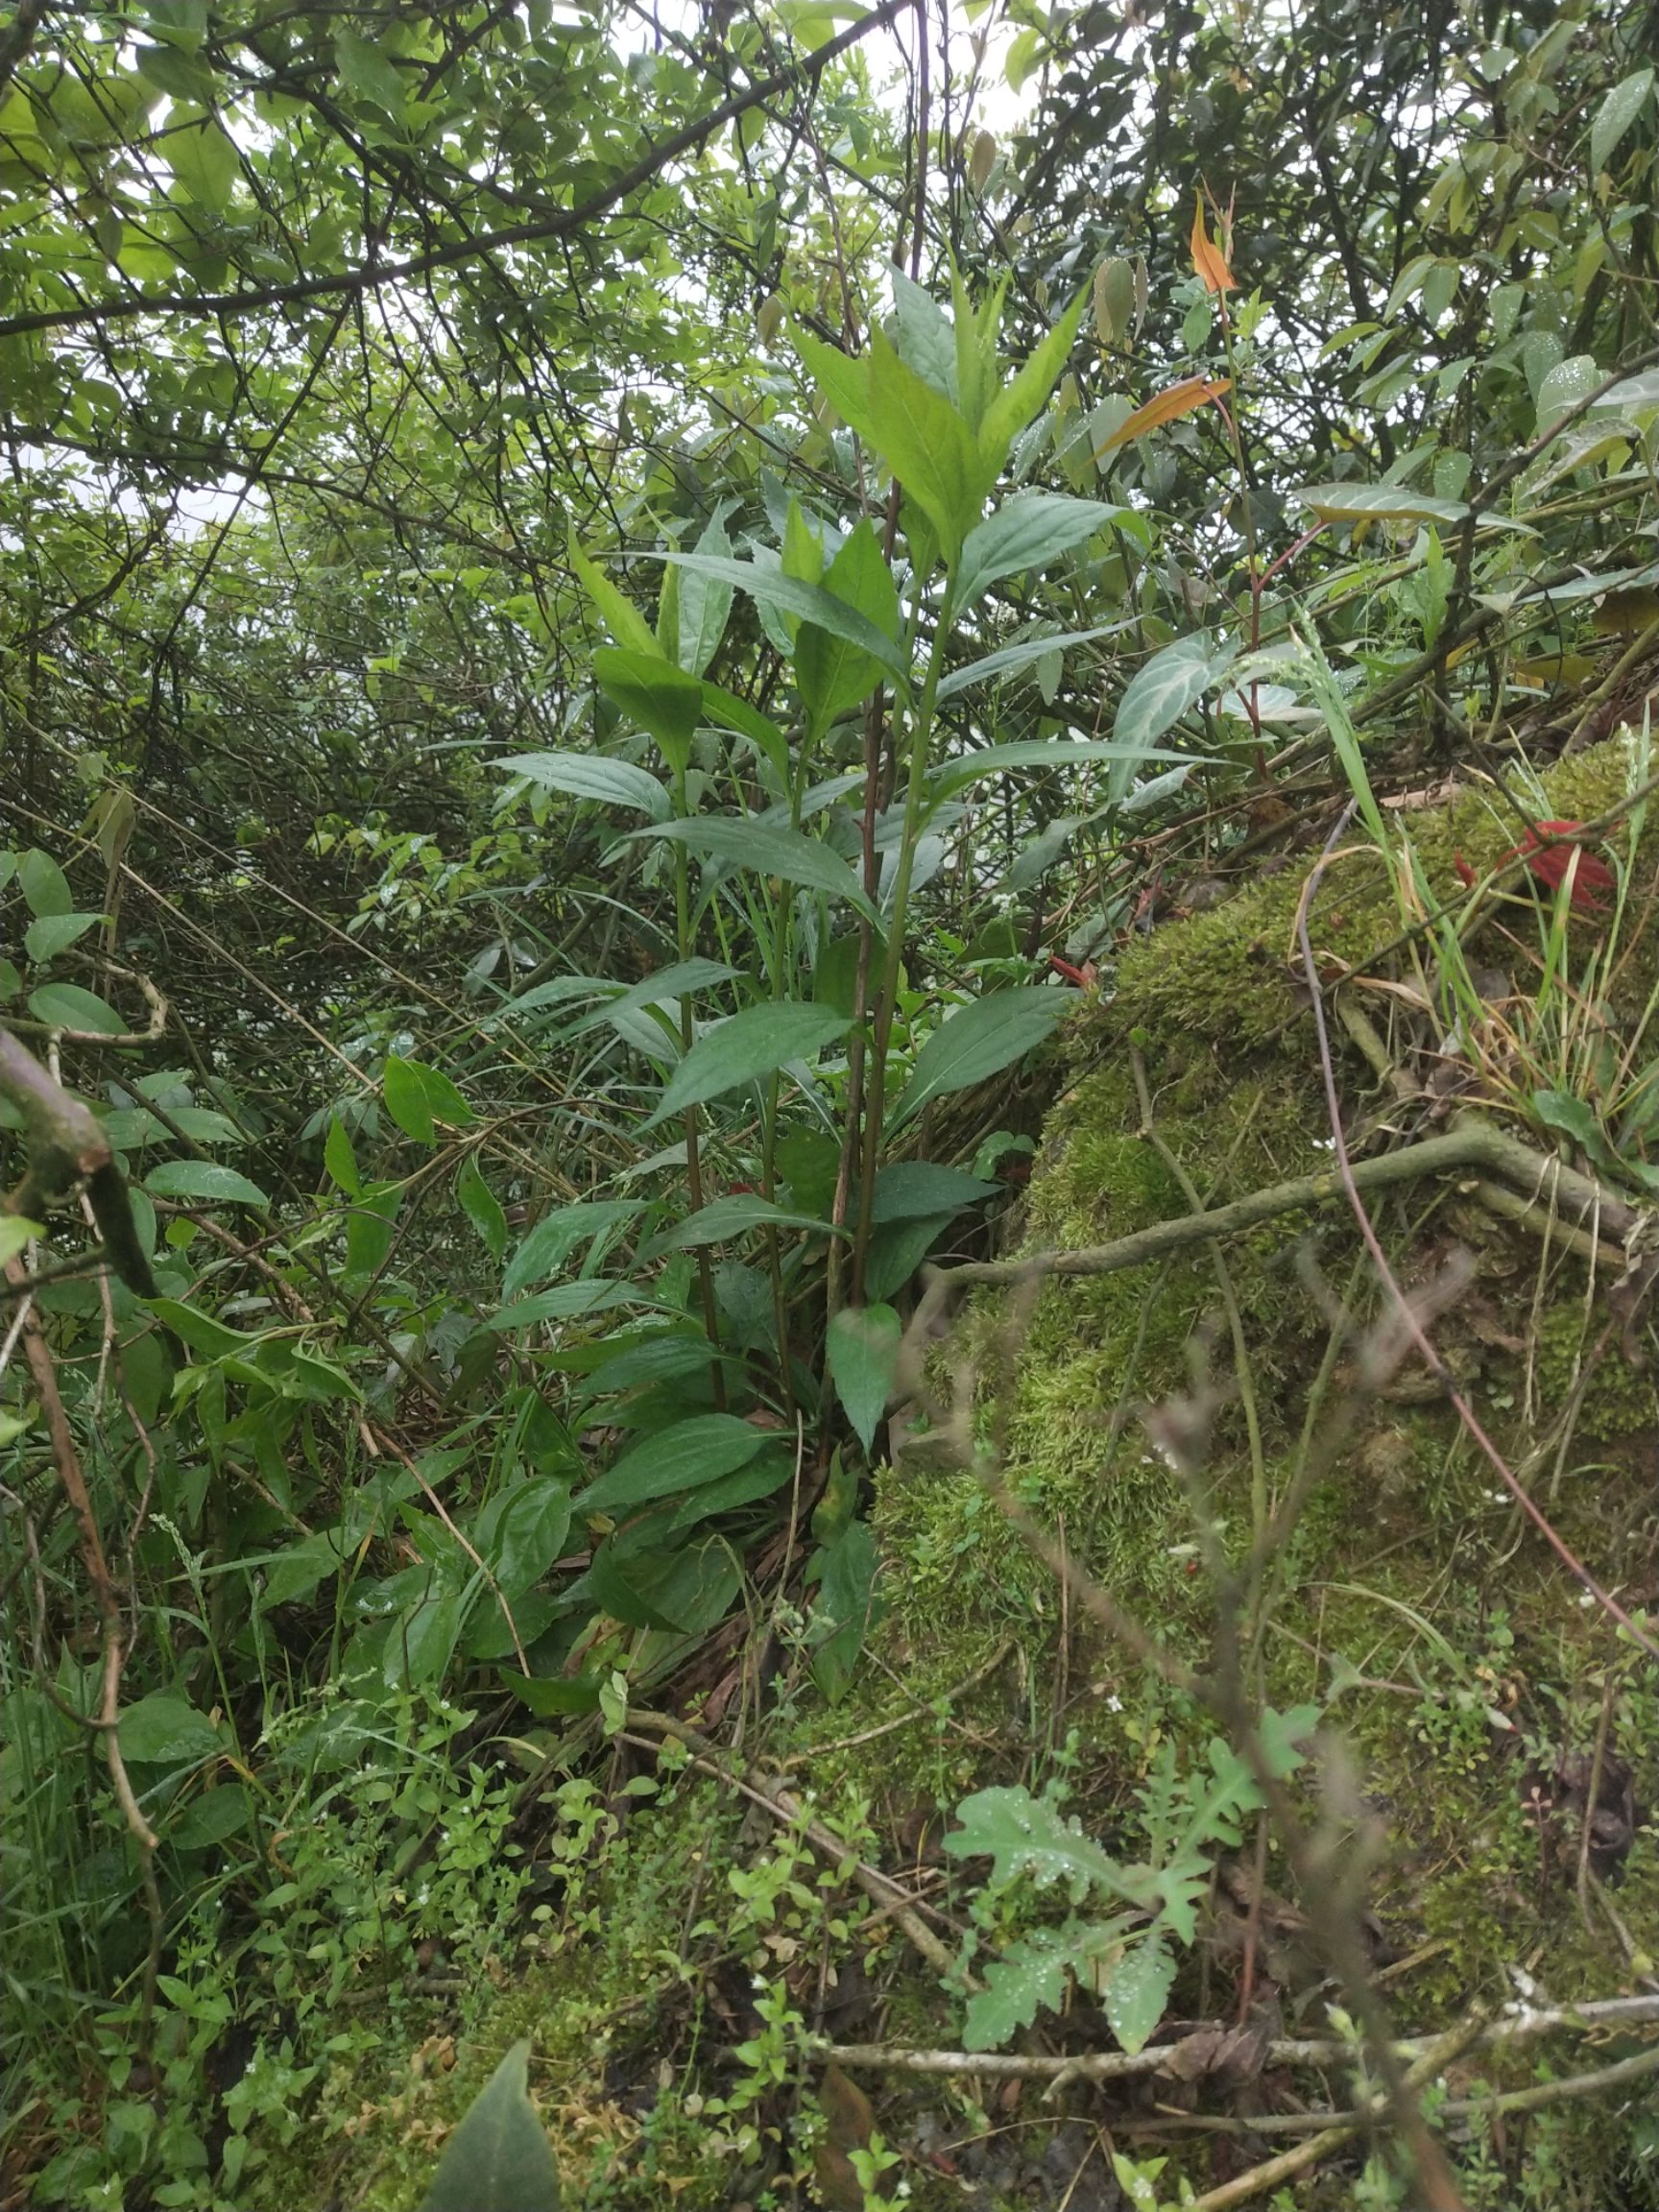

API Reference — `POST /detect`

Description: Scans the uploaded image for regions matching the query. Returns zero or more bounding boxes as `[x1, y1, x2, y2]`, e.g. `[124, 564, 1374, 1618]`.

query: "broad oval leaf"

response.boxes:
[118, 1693, 222, 1768]
[27, 981, 127, 1036]
[577, 1412, 772, 1514]
[869, 1162, 999, 1221]
[493, 749, 668, 820]
[384, 1053, 473, 1145]
[826, 1303, 902, 1453]
[888, 987, 1075, 1133]
[143, 1160, 269, 1207]
[648, 1001, 849, 1127]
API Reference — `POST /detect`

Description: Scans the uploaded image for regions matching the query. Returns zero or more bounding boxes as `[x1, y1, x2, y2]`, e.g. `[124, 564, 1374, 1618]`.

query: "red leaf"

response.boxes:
[1514, 821, 1614, 914]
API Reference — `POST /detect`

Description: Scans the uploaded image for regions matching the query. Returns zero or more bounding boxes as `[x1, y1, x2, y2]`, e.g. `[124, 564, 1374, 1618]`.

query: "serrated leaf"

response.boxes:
[1097, 1934, 1177, 2056]
[648, 1001, 848, 1126]
[143, 1160, 269, 1207]
[826, 1304, 901, 1452]
[888, 988, 1073, 1133]
[27, 982, 126, 1036]
[493, 748, 667, 820]
[577, 1412, 771, 1514]
[962, 1931, 1072, 2051]
[945, 1784, 1123, 1896]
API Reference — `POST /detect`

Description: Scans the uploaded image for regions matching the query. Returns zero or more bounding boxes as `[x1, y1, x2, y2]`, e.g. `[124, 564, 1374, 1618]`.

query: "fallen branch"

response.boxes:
[814, 1991, 1659, 2084]
[924, 1117, 1641, 1296]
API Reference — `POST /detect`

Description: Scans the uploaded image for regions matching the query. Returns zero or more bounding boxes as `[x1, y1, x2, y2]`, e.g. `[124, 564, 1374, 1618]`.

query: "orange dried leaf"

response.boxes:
[1190, 196, 1237, 293]
[1094, 375, 1232, 455]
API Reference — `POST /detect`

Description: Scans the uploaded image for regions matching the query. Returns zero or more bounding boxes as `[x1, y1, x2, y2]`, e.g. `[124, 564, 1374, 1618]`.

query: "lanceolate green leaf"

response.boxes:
[626, 818, 879, 925]
[699, 683, 791, 781]
[565, 958, 739, 1039]
[651, 1194, 842, 1250]
[928, 737, 1186, 803]
[493, 749, 668, 820]
[867, 326, 983, 560]
[675, 506, 735, 677]
[659, 552, 910, 685]
[647, 1001, 849, 1126]
[568, 531, 661, 659]
[797, 517, 902, 737]
[979, 287, 1088, 476]
[504, 1199, 648, 1299]
[937, 623, 1131, 700]
[888, 988, 1076, 1133]
[418, 2041, 562, 2212]
[1110, 636, 1233, 802]
[1590, 66, 1654, 176]
[954, 493, 1124, 610]
[592, 648, 704, 773]
[577, 1412, 772, 1513]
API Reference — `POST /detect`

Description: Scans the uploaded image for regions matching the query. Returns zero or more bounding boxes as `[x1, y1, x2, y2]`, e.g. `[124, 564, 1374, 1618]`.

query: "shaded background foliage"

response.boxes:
[2, 0, 1657, 2203]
